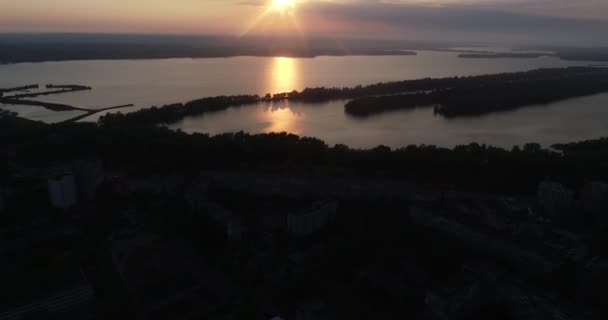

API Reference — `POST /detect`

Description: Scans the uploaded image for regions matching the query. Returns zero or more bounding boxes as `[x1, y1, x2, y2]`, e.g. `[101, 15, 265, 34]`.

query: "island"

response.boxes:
[96, 67, 608, 126]
[344, 67, 608, 117]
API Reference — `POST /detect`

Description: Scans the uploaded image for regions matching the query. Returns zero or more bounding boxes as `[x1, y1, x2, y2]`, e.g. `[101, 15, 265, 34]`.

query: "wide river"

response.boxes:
[1, 51, 607, 148]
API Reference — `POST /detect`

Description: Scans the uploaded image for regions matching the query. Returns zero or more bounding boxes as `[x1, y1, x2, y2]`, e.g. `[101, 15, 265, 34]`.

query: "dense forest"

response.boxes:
[99, 67, 608, 126]
[345, 67, 608, 117]
[3, 113, 608, 195]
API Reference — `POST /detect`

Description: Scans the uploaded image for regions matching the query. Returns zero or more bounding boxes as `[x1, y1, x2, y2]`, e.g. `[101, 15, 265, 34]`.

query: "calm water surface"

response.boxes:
[170, 94, 608, 149]
[1, 51, 606, 147]
[0, 51, 592, 112]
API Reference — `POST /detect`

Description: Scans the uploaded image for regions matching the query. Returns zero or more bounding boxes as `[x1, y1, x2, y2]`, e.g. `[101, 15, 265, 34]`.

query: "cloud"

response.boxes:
[1, 0, 606, 45]
[286, 0, 608, 45]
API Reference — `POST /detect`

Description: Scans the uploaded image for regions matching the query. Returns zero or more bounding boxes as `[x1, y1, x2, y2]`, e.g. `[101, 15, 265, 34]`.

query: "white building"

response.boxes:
[537, 181, 574, 216]
[48, 174, 78, 209]
[287, 201, 338, 237]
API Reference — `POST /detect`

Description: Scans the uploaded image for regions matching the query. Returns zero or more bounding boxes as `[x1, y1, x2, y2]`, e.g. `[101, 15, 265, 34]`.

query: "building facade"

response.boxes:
[581, 181, 608, 221]
[287, 201, 338, 237]
[48, 174, 78, 209]
[537, 181, 574, 216]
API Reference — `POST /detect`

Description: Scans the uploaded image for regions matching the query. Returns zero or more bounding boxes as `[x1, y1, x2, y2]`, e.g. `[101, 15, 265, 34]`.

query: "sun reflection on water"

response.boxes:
[268, 56, 299, 94]
[259, 57, 303, 133]
[261, 101, 304, 133]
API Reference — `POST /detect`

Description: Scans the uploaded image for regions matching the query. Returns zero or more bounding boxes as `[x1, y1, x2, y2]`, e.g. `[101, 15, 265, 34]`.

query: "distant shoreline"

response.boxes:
[457, 53, 552, 59]
[0, 51, 417, 65]
[3, 49, 608, 65]
[95, 67, 608, 126]
[2, 34, 607, 64]
[344, 67, 608, 117]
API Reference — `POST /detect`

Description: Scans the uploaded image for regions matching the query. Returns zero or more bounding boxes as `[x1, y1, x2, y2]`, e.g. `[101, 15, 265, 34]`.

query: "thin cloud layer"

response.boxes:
[290, 0, 608, 45]
[0, 0, 606, 45]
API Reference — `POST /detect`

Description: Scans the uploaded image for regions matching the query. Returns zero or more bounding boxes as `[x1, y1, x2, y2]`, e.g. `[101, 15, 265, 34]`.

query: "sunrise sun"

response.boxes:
[241, 0, 300, 36]
[272, 0, 295, 11]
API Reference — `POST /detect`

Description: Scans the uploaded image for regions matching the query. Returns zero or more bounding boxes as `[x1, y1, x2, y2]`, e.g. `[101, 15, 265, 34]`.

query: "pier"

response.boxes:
[0, 84, 39, 96]
[1, 84, 92, 99]
[61, 104, 134, 124]
[0, 98, 85, 112]
[0, 83, 133, 123]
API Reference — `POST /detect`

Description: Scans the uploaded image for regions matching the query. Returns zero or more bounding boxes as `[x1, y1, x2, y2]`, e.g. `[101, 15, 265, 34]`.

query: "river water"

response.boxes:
[1, 51, 606, 148]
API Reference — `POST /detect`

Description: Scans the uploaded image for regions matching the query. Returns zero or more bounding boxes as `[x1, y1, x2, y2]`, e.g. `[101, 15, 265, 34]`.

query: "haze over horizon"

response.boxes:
[1, 0, 608, 46]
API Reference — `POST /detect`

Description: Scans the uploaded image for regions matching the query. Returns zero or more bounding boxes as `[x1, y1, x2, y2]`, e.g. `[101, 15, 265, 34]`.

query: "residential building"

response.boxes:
[581, 181, 608, 221]
[72, 159, 104, 202]
[48, 174, 78, 209]
[202, 201, 245, 241]
[287, 201, 337, 237]
[537, 181, 574, 216]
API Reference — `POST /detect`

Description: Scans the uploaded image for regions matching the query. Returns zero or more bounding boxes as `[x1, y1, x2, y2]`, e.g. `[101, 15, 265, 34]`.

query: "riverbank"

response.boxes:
[98, 67, 608, 126]
[0, 83, 132, 122]
[344, 67, 608, 117]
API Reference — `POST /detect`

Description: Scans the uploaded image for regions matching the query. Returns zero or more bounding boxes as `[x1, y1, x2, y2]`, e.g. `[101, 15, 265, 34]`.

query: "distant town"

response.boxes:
[1, 111, 607, 319]
[3, 0, 608, 319]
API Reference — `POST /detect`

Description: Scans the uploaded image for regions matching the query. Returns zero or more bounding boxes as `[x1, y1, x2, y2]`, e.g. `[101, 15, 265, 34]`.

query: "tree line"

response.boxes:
[345, 67, 608, 117]
[3, 114, 608, 195]
[99, 67, 608, 126]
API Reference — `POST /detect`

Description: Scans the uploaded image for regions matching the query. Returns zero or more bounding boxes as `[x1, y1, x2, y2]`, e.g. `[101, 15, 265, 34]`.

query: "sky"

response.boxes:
[1, 0, 607, 45]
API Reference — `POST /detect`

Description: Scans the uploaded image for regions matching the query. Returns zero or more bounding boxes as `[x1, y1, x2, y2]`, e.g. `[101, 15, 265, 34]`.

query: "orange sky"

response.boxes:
[0, 0, 245, 33]
[0, 0, 335, 34]
[1, 0, 607, 45]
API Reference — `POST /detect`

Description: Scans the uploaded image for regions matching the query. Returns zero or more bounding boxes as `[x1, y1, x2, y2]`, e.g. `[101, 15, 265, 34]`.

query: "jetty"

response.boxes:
[0, 84, 39, 96]
[0, 83, 133, 123]
[61, 104, 134, 124]
[2, 84, 92, 99]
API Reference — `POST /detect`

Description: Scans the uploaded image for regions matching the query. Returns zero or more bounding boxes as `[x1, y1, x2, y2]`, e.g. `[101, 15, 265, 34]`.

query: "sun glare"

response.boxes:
[241, 0, 300, 36]
[272, 0, 295, 11]
[270, 57, 298, 94]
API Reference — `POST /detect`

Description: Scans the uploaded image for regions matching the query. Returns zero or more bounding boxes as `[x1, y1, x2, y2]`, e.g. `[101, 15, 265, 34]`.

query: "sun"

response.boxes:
[240, 0, 301, 36]
[272, 0, 295, 11]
